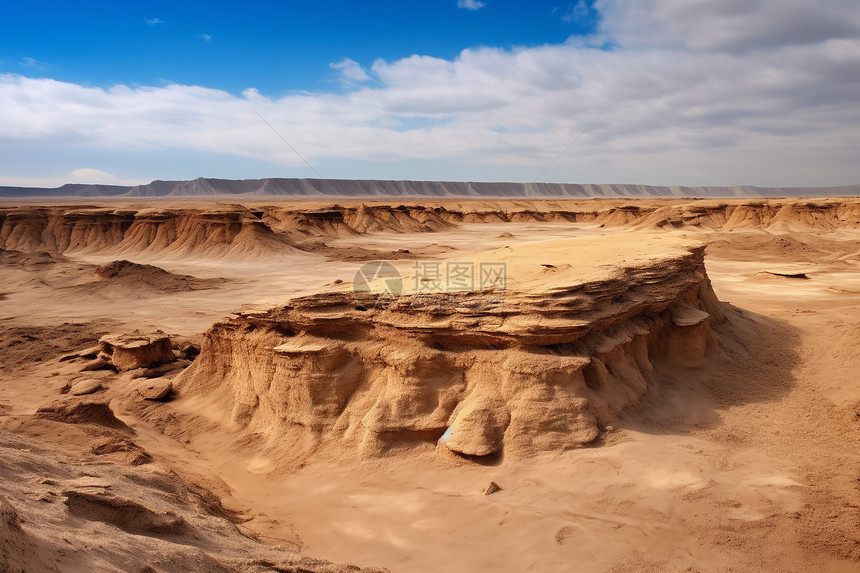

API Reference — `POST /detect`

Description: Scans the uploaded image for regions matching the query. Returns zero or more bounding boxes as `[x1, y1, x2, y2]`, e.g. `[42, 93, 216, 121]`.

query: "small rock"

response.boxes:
[80, 356, 111, 372]
[70, 379, 101, 396]
[130, 452, 153, 466]
[142, 360, 189, 379]
[135, 378, 172, 401]
[91, 437, 136, 455]
[78, 345, 102, 358]
[66, 477, 112, 489]
[91, 438, 153, 466]
[35, 400, 129, 430]
[484, 481, 502, 496]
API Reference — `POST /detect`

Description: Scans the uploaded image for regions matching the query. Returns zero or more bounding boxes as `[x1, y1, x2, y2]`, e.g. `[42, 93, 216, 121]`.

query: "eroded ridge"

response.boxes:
[175, 237, 725, 463]
[3, 199, 860, 259]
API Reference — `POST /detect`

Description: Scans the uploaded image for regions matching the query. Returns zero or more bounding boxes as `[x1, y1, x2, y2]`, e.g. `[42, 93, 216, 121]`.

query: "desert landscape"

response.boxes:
[4, 0, 859, 570]
[0, 194, 858, 572]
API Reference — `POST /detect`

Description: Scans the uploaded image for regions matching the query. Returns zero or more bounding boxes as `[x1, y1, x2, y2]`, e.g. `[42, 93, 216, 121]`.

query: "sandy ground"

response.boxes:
[1, 199, 858, 572]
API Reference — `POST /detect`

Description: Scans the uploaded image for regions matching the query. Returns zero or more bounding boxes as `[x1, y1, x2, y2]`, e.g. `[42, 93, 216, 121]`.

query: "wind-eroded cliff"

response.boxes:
[0, 207, 293, 258]
[174, 238, 725, 464]
[2, 200, 859, 259]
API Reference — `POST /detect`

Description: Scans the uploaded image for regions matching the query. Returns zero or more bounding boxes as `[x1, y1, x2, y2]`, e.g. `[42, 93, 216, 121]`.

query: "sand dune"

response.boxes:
[1, 197, 859, 572]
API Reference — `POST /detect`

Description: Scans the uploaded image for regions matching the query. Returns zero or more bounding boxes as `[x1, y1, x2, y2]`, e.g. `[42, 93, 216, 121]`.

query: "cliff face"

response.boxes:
[175, 239, 724, 463]
[0, 207, 293, 258]
[2, 200, 859, 258]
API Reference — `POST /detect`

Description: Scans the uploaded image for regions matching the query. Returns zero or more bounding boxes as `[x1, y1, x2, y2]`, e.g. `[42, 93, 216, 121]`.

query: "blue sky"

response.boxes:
[2, 1, 599, 95]
[1, 1, 858, 188]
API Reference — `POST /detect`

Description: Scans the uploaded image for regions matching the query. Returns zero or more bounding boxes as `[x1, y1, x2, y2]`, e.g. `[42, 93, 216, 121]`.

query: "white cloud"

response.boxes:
[562, 0, 590, 23]
[0, 169, 147, 188]
[67, 168, 124, 184]
[458, 0, 486, 11]
[200, 33, 212, 42]
[596, 0, 860, 51]
[145, 17, 165, 25]
[330, 58, 371, 83]
[1, 1, 859, 187]
[20, 57, 48, 70]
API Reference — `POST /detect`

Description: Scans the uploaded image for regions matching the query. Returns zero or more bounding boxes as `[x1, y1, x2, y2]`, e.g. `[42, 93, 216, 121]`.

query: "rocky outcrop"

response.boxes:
[35, 400, 129, 430]
[3, 200, 859, 259]
[0, 207, 294, 258]
[89, 259, 220, 293]
[175, 238, 725, 463]
[99, 333, 175, 372]
[132, 378, 173, 401]
[0, 430, 387, 572]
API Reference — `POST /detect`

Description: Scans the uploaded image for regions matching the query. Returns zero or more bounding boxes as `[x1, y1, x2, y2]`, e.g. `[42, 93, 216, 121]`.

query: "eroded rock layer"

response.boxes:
[176, 239, 725, 462]
[2, 200, 859, 259]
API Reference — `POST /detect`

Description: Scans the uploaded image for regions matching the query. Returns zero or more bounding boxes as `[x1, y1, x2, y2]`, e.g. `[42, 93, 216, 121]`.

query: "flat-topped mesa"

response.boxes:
[175, 237, 725, 463]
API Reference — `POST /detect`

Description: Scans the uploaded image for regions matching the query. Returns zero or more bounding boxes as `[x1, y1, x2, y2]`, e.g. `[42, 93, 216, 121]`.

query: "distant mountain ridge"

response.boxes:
[1, 177, 858, 198]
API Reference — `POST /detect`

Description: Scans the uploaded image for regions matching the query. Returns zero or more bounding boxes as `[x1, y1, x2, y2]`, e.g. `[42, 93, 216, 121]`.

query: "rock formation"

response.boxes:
[2, 200, 858, 260]
[99, 333, 175, 372]
[175, 236, 725, 463]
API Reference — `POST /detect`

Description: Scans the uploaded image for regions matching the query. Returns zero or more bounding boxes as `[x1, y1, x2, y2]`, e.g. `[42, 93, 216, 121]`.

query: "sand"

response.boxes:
[1, 198, 859, 572]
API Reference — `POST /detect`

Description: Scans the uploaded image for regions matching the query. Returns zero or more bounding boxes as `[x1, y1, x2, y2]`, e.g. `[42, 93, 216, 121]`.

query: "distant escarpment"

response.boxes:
[1, 177, 858, 198]
[173, 239, 725, 463]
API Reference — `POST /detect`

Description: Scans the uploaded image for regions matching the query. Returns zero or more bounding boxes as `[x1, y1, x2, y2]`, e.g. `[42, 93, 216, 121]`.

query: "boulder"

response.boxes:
[99, 332, 175, 371]
[70, 379, 101, 396]
[35, 400, 129, 430]
[134, 378, 173, 401]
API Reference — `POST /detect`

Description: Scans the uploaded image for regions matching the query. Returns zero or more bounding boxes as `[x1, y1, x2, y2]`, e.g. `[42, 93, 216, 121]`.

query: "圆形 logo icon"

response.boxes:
[352, 260, 403, 309]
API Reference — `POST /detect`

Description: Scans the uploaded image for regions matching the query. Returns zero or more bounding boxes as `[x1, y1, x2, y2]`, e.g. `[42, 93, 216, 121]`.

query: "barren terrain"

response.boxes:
[1, 197, 859, 572]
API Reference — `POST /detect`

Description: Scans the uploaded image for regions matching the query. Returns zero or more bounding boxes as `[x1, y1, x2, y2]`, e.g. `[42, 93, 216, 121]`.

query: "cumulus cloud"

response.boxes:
[200, 33, 212, 42]
[458, 0, 486, 11]
[145, 17, 164, 25]
[330, 58, 371, 83]
[1, 0, 859, 186]
[596, 0, 860, 51]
